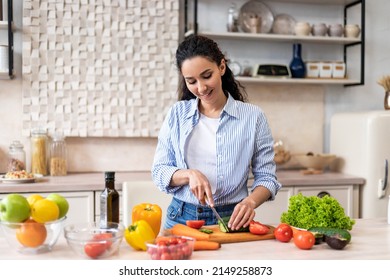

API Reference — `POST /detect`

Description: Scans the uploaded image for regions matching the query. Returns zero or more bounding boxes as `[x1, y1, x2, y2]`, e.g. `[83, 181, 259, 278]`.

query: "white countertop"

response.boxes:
[0, 171, 365, 193]
[1, 218, 389, 260]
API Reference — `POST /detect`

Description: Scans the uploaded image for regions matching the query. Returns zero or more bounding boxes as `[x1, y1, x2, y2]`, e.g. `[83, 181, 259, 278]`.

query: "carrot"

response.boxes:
[171, 223, 210, 241]
[193, 240, 221, 251]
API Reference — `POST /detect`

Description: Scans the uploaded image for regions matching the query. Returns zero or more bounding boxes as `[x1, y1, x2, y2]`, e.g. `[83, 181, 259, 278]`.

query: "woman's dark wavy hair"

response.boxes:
[175, 35, 247, 102]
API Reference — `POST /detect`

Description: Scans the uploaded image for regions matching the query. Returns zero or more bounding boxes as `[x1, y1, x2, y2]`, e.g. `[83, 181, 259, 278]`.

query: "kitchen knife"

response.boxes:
[205, 193, 229, 233]
[210, 205, 230, 233]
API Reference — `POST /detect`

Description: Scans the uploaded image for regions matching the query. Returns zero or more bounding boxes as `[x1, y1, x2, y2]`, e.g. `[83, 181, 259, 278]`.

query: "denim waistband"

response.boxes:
[172, 197, 237, 215]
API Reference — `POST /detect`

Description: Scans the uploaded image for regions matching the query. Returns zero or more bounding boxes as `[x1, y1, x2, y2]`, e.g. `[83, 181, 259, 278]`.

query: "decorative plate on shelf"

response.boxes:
[238, 0, 274, 34]
[271, 14, 296, 35]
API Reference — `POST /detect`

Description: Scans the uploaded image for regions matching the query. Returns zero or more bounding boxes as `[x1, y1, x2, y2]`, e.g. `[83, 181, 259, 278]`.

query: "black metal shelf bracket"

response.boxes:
[7, 0, 14, 78]
[344, 0, 365, 87]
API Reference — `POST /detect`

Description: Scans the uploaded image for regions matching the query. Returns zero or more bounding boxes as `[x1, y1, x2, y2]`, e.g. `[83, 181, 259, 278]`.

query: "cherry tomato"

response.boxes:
[84, 243, 107, 259]
[186, 220, 205, 229]
[249, 220, 269, 235]
[93, 233, 113, 249]
[274, 223, 293, 242]
[293, 230, 315, 250]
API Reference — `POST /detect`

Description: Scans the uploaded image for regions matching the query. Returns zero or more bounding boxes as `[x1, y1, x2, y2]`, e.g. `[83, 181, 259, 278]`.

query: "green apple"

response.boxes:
[47, 193, 69, 219]
[0, 194, 31, 223]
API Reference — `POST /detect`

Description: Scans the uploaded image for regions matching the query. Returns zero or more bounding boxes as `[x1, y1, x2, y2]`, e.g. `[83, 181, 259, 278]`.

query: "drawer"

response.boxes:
[294, 185, 354, 217]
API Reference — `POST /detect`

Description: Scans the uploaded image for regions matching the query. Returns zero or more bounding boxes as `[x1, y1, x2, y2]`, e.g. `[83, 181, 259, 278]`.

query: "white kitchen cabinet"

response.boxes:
[254, 186, 293, 225]
[183, 0, 365, 86]
[0, 191, 95, 225]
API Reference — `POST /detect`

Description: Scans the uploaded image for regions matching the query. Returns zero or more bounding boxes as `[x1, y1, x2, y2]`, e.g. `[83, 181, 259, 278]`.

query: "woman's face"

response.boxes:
[181, 56, 226, 103]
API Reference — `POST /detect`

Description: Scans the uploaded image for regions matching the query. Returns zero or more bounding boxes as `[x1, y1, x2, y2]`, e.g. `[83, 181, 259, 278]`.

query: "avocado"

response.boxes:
[308, 227, 351, 250]
[325, 235, 349, 250]
[218, 216, 249, 233]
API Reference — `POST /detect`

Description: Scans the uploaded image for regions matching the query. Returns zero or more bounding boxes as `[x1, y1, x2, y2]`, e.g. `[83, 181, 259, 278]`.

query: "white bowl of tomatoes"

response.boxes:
[146, 235, 195, 260]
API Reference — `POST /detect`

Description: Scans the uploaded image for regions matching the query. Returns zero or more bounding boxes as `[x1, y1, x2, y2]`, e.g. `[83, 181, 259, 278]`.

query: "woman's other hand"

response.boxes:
[228, 186, 271, 231]
[228, 198, 256, 231]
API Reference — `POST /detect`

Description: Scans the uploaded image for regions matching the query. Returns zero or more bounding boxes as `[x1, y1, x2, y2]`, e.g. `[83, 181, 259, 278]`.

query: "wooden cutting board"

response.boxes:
[167, 225, 275, 244]
[204, 225, 275, 244]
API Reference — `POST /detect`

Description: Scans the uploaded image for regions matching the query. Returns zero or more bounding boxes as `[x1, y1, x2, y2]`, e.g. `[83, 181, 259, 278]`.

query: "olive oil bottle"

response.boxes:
[100, 171, 119, 228]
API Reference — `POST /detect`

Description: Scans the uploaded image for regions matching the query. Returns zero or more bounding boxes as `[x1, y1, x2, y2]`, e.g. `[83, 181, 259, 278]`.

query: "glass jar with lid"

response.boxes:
[7, 140, 26, 172]
[50, 133, 67, 176]
[31, 128, 48, 175]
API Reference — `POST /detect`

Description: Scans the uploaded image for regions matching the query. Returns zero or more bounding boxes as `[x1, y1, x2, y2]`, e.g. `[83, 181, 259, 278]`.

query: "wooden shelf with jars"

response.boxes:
[183, 0, 365, 87]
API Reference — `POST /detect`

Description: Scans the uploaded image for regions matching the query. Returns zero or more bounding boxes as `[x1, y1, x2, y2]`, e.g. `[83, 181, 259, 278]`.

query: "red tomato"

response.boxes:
[84, 243, 107, 259]
[274, 223, 293, 242]
[93, 233, 113, 249]
[249, 220, 269, 235]
[186, 220, 205, 229]
[293, 230, 315, 250]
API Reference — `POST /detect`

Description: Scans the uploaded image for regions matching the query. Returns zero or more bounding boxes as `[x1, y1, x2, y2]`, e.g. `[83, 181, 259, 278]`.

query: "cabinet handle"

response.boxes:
[317, 191, 331, 198]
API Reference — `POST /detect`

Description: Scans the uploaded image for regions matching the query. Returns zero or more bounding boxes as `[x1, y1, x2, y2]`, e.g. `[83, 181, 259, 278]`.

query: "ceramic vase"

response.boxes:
[289, 43, 305, 78]
[385, 91, 390, 110]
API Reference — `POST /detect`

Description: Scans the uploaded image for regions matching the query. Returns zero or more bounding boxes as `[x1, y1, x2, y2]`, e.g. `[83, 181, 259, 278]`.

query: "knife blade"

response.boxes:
[210, 205, 230, 233]
[205, 193, 229, 233]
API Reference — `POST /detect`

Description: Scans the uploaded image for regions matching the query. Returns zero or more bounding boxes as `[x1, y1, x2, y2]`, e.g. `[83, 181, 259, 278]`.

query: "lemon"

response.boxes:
[26, 194, 44, 207]
[31, 198, 60, 223]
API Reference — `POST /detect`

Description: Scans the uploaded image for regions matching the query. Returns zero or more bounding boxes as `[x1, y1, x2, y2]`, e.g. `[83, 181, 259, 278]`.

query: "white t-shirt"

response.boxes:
[184, 113, 219, 194]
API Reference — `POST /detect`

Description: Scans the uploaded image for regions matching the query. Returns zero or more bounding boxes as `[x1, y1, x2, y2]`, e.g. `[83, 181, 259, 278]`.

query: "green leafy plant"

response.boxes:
[280, 193, 355, 230]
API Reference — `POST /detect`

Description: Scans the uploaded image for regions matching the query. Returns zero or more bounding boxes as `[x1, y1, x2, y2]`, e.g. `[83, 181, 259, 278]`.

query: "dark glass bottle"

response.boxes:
[100, 171, 119, 228]
[289, 43, 306, 78]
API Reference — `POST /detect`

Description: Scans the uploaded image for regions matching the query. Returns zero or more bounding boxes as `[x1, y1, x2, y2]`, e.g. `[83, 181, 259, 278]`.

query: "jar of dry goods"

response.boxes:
[31, 128, 48, 175]
[50, 134, 67, 176]
[7, 140, 26, 172]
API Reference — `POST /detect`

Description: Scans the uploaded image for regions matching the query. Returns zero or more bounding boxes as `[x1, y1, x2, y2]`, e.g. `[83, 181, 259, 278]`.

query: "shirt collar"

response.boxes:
[222, 93, 240, 119]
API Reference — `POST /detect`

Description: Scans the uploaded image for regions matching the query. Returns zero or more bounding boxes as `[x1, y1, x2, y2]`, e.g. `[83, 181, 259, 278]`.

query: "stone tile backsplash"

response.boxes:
[22, 0, 179, 138]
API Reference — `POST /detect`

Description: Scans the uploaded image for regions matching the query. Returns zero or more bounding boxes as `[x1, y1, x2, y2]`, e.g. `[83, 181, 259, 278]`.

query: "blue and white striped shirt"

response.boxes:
[151, 93, 282, 206]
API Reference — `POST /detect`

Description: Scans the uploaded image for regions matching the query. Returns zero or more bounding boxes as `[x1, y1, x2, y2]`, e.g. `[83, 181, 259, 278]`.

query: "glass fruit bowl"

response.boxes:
[146, 235, 195, 260]
[64, 222, 124, 259]
[0, 216, 66, 254]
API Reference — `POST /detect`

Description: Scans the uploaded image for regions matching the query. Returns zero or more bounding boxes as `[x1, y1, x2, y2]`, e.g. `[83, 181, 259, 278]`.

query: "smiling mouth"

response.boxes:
[198, 90, 212, 97]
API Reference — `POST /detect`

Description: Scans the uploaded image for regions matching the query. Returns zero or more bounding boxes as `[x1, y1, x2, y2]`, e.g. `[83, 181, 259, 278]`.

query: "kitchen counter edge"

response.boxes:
[0, 170, 365, 193]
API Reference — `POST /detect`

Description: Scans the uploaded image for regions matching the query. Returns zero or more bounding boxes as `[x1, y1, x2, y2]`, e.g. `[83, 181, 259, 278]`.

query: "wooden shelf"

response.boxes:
[0, 70, 14, 79]
[236, 76, 360, 86]
[275, 0, 359, 4]
[197, 31, 361, 45]
[184, 0, 365, 86]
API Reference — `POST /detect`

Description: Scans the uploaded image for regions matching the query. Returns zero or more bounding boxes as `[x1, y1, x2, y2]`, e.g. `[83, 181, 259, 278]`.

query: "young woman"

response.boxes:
[152, 35, 281, 231]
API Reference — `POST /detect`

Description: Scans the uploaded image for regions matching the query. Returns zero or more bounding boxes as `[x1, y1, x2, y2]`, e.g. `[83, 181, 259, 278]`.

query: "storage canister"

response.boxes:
[31, 128, 48, 175]
[50, 133, 67, 176]
[7, 140, 26, 172]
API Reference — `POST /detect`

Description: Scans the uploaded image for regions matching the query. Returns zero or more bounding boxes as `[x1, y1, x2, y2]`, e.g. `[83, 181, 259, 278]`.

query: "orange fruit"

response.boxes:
[31, 198, 60, 223]
[16, 219, 47, 248]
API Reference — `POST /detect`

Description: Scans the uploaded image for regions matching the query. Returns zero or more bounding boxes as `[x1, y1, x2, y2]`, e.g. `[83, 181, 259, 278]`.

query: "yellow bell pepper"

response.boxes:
[132, 203, 162, 237]
[125, 220, 156, 251]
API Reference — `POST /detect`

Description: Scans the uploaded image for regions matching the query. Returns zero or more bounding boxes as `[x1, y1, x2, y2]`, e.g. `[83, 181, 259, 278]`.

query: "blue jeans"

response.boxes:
[163, 197, 237, 229]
